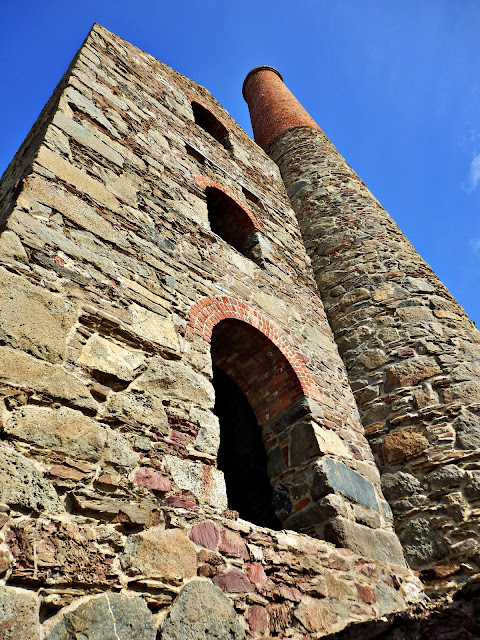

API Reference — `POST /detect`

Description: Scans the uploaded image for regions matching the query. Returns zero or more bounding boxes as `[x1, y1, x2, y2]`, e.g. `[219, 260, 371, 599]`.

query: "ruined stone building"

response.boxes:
[1, 24, 480, 639]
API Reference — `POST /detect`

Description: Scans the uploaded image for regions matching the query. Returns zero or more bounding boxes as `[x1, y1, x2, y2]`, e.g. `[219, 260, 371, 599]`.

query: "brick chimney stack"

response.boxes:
[242, 66, 321, 150]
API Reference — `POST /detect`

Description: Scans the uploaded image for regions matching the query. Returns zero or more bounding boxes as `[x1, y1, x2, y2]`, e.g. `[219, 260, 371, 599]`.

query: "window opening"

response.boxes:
[191, 101, 230, 149]
[206, 187, 258, 259]
[242, 186, 261, 207]
[186, 143, 205, 164]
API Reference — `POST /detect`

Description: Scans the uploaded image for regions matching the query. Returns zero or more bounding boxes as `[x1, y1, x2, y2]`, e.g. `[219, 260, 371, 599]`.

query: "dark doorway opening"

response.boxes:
[213, 365, 281, 529]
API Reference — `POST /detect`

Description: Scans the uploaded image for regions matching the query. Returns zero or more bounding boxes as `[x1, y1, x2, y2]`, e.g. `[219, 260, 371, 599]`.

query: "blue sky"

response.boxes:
[1, 1, 479, 325]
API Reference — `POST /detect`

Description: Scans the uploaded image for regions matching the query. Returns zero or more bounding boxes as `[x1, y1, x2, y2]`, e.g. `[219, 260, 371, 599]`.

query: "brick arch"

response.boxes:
[187, 295, 319, 404]
[194, 177, 264, 233]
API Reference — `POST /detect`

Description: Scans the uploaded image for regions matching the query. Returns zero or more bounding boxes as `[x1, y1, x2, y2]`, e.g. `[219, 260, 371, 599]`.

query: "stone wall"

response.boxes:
[0, 24, 420, 638]
[268, 125, 480, 593]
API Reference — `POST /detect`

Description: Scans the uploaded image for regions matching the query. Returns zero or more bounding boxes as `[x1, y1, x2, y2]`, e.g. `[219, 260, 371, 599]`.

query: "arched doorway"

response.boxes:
[211, 318, 304, 528]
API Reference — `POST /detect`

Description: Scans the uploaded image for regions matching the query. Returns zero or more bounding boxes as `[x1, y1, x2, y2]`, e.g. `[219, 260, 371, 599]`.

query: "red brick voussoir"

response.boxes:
[187, 295, 320, 402]
[194, 176, 264, 233]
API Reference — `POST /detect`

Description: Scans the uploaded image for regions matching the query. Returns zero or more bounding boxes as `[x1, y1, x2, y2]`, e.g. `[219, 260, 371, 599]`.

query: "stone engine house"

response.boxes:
[0, 24, 480, 639]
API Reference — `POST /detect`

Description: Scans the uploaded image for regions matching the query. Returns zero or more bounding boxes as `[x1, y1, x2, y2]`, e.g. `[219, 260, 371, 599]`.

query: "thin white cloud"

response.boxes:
[464, 153, 480, 193]
[469, 238, 480, 254]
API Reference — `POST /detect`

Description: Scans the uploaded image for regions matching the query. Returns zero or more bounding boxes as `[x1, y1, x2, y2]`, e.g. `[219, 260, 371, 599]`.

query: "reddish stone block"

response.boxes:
[321, 554, 350, 571]
[165, 495, 198, 510]
[278, 585, 301, 602]
[134, 467, 172, 492]
[49, 464, 88, 481]
[97, 472, 120, 486]
[397, 347, 415, 360]
[247, 562, 267, 585]
[219, 528, 249, 559]
[189, 521, 219, 551]
[354, 559, 378, 578]
[213, 568, 254, 593]
[355, 583, 377, 604]
[248, 605, 268, 634]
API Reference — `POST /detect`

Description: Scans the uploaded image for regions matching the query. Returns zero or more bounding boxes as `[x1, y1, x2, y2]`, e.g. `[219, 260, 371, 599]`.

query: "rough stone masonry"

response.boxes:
[0, 22, 474, 640]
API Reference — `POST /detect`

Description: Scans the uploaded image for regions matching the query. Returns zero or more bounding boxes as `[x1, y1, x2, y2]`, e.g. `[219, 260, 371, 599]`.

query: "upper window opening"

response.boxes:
[186, 143, 205, 164]
[191, 101, 230, 149]
[206, 187, 257, 256]
[242, 186, 260, 207]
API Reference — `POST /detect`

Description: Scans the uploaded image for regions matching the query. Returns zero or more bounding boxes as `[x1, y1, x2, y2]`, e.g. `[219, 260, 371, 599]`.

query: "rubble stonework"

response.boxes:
[0, 21, 474, 639]
[243, 66, 480, 596]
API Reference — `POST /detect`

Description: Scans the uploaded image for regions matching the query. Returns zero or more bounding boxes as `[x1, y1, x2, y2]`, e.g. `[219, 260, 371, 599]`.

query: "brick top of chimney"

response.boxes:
[242, 66, 321, 150]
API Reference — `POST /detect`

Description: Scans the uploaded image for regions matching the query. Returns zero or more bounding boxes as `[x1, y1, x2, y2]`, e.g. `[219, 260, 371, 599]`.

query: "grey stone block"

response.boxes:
[161, 580, 245, 639]
[325, 517, 406, 566]
[381, 471, 422, 501]
[0, 586, 40, 640]
[46, 593, 156, 640]
[312, 456, 379, 511]
[0, 446, 63, 514]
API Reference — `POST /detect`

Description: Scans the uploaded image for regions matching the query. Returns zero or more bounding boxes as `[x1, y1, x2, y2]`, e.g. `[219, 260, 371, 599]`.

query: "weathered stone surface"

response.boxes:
[325, 518, 406, 566]
[213, 568, 254, 593]
[381, 471, 423, 501]
[0, 445, 63, 513]
[35, 146, 120, 211]
[128, 302, 181, 355]
[78, 334, 145, 381]
[453, 409, 480, 450]
[193, 411, 220, 456]
[384, 358, 442, 392]
[0, 586, 40, 640]
[402, 517, 448, 565]
[46, 593, 156, 640]
[427, 465, 465, 488]
[219, 529, 249, 559]
[0, 230, 29, 263]
[7, 518, 115, 584]
[20, 174, 129, 247]
[0, 267, 76, 363]
[464, 472, 480, 499]
[382, 429, 429, 463]
[312, 457, 379, 511]
[134, 467, 172, 492]
[248, 605, 268, 634]
[133, 358, 214, 406]
[294, 596, 339, 634]
[0, 346, 97, 409]
[72, 493, 155, 524]
[161, 580, 245, 639]
[189, 521, 219, 550]
[247, 562, 267, 585]
[5, 406, 138, 467]
[165, 456, 227, 509]
[101, 390, 168, 430]
[53, 112, 125, 166]
[124, 527, 196, 580]
[290, 423, 350, 465]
